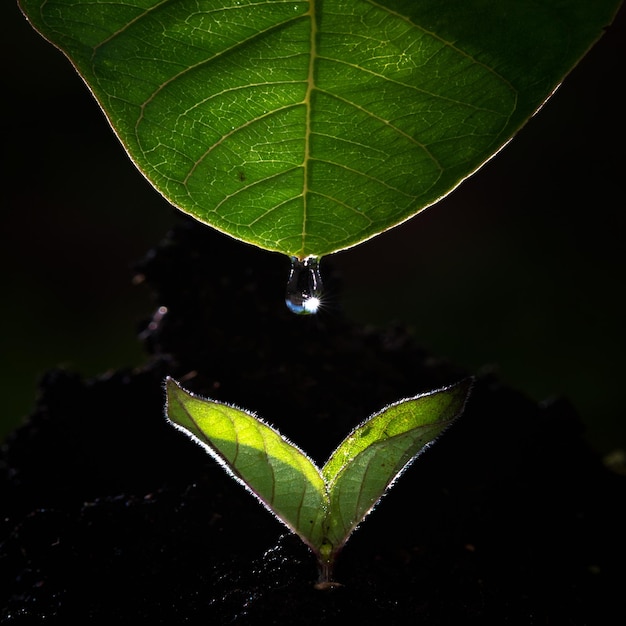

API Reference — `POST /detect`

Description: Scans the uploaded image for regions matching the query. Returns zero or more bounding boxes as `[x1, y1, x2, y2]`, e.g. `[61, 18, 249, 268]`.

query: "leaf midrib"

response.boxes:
[302, 0, 318, 258]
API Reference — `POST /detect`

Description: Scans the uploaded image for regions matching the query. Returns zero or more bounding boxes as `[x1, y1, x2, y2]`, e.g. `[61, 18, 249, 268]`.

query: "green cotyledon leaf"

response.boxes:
[165, 376, 472, 585]
[320, 378, 471, 558]
[18, 0, 622, 258]
[165, 377, 327, 551]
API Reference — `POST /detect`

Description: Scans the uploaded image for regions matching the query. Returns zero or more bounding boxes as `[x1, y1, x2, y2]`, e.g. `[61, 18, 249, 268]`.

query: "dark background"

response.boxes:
[2, 1, 624, 455]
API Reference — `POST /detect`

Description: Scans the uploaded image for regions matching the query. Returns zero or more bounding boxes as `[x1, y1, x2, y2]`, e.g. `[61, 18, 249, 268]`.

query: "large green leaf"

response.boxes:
[19, 0, 621, 258]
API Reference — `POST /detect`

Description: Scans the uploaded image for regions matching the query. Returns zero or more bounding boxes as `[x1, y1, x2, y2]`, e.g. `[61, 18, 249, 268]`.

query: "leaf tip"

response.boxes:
[164, 375, 190, 400]
[163, 376, 188, 426]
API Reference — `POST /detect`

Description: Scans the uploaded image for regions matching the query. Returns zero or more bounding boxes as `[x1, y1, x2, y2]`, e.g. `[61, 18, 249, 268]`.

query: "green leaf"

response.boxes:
[165, 377, 327, 550]
[18, 0, 621, 258]
[321, 379, 471, 553]
[165, 376, 472, 584]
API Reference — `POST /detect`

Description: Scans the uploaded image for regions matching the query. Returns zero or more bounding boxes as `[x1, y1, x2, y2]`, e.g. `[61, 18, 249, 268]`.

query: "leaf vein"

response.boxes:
[182, 104, 302, 186]
[310, 160, 422, 200]
[316, 88, 443, 170]
[135, 12, 307, 146]
[364, 0, 517, 102]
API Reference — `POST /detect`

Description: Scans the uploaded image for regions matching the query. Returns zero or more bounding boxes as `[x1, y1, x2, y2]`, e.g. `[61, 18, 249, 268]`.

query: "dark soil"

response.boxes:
[2, 216, 625, 625]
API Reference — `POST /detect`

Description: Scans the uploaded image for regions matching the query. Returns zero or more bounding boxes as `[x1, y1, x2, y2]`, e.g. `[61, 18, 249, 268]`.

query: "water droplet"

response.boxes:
[285, 256, 323, 315]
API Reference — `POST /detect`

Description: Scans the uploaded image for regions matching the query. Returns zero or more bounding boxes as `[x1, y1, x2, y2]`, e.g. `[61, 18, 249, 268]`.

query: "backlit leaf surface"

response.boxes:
[166, 377, 327, 550]
[19, 0, 621, 257]
[321, 379, 471, 551]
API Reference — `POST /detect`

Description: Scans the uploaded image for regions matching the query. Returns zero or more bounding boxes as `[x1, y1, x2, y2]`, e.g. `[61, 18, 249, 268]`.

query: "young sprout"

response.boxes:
[165, 377, 472, 586]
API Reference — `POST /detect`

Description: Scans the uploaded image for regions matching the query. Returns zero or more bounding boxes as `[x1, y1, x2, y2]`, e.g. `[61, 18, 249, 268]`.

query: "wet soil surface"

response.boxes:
[2, 217, 625, 625]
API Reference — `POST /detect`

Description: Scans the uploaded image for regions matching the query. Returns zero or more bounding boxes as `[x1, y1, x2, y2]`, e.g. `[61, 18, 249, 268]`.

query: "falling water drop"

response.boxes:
[285, 256, 323, 315]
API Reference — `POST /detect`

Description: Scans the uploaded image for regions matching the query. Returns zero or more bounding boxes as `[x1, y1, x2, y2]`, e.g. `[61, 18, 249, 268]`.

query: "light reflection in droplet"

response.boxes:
[285, 256, 323, 315]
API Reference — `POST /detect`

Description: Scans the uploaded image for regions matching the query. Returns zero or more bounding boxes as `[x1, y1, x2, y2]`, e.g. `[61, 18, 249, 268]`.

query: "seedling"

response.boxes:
[165, 376, 472, 586]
